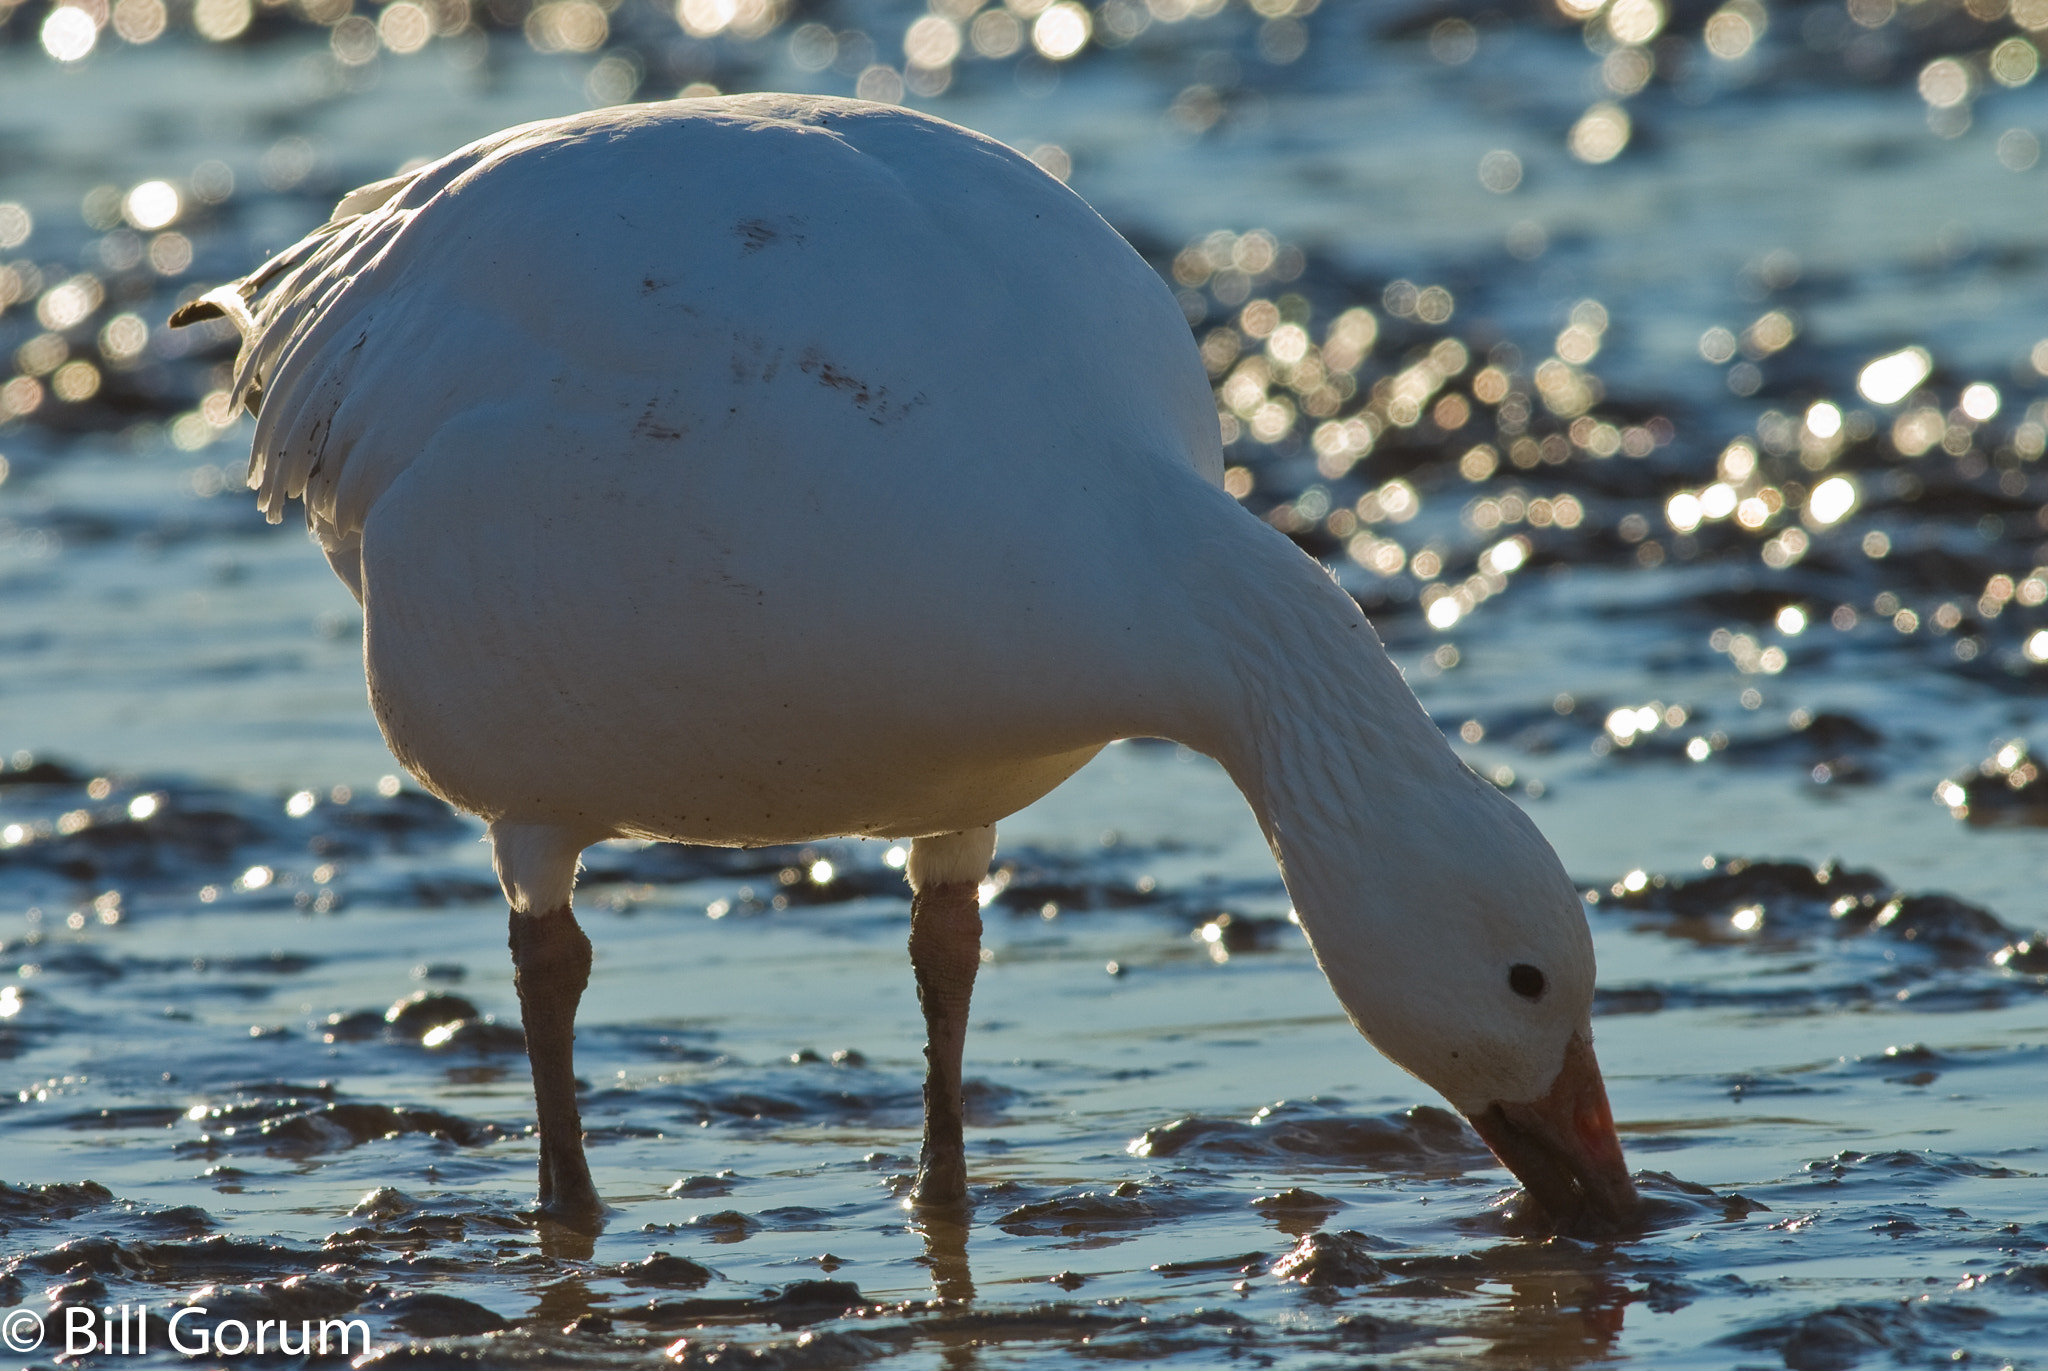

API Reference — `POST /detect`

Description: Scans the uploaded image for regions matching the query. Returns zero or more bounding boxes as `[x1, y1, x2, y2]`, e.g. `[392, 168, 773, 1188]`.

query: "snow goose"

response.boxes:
[172, 95, 1639, 1234]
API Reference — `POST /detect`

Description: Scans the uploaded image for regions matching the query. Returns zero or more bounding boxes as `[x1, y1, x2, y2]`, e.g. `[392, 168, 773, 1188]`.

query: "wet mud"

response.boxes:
[2, 751, 2044, 1365]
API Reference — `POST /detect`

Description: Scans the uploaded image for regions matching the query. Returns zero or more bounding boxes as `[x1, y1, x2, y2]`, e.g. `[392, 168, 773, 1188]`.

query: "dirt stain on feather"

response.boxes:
[735, 218, 805, 253]
[798, 348, 926, 426]
[634, 399, 685, 442]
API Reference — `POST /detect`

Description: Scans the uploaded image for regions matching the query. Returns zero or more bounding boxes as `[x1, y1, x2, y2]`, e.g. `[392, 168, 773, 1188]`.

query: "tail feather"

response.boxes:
[158, 110, 613, 530]
[166, 295, 227, 328]
[161, 164, 432, 522]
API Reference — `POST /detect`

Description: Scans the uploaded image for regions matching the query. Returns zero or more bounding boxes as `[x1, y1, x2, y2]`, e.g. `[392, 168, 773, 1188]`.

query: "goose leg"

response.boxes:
[906, 826, 998, 1208]
[509, 906, 598, 1218]
[491, 823, 602, 1226]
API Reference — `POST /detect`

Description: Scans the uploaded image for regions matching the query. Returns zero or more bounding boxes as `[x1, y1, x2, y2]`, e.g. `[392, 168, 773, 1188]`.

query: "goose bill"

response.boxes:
[1466, 1032, 1639, 1234]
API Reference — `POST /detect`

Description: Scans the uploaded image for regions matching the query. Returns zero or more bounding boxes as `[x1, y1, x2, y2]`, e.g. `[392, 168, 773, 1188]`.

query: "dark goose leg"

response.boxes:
[509, 906, 602, 1224]
[906, 826, 997, 1208]
[491, 822, 603, 1228]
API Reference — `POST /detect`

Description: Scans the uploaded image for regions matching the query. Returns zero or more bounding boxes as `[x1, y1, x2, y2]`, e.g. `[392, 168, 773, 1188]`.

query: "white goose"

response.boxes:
[173, 95, 1638, 1233]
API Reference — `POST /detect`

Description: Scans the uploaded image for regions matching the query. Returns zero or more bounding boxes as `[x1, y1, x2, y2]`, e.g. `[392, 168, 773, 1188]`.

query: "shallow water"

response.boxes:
[4, 1, 2048, 1367]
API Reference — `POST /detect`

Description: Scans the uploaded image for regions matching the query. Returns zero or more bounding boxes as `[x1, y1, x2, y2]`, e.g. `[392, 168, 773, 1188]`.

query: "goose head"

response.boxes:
[1297, 776, 1641, 1235]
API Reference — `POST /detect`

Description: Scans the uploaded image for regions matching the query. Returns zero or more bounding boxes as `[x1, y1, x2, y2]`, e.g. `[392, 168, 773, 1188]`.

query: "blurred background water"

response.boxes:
[3, 0, 2048, 1366]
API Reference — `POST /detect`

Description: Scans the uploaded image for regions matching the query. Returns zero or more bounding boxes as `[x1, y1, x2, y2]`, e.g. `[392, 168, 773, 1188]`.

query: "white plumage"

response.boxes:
[176, 94, 1637, 1232]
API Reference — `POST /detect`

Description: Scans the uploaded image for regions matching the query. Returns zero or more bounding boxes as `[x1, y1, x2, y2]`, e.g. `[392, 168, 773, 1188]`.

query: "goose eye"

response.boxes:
[1508, 963, 1546, 1000]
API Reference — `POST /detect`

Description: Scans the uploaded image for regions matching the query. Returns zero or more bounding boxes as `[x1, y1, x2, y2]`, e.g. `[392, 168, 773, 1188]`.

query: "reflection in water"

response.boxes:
[936, 1329, 985, 1371]
[1482, 1267, 1631, 1364]
[528, 1272, 600, 1330]
[916, 1213, 982, 1371]
[534, 1218, 599, 1267]
[915, 1211, 976, 1305]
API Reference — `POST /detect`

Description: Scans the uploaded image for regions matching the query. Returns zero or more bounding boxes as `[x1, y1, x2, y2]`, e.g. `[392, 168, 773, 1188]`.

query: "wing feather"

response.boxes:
[167, 115, 577, 534]
[168, 96, 1222, 560]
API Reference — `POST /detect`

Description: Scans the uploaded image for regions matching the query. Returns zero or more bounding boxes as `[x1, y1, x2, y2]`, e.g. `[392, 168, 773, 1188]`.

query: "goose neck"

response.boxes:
[1193, 540, 1469, 931]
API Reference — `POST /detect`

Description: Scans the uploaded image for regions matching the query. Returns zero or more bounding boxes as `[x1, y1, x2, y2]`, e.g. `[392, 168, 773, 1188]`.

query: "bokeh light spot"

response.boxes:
[1997, 129, 2040, 171]
[1032, 2, 1090, 60]
[149, 232, 193, 275]
[1607, 0, 1663, 45]
[1429, 17, 1476, 64]
[193, 0, 253, 41]
[51, 360, 100, 403]
[789, 23, 835, 70]
[905, 14, 962, 67]
[99, 313, 148, 361]
[1919, 58, 1972, 109]
[1991, 36, 2039, 86]
[0, 204, 30, 250]
[123, 181, 180, 231]
[1667, 492, 1703, 533]
[331, 14, 379, 63]
[1703, 2, 1761, 59]
[37, 275, 103, 331]
[1477, 150, 1522, 193]
[1604, 45, 1654, 96]
[971, 8, 1022, 58]
[678, 0, 735, 37]
[527, 1, 606, 53]
[855, 64, 905, 103]
[1743, 310, 1796, 356]
[1857, 347, 1932, 404]
[380, 2, 432, 53]
[113, 0, 168, 44]
[1028, 144, 1071, 181]
[41, 6, 98, 61]
[1568, 102, 1631, 163]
